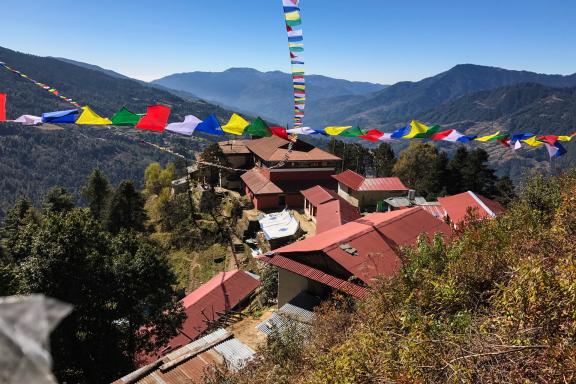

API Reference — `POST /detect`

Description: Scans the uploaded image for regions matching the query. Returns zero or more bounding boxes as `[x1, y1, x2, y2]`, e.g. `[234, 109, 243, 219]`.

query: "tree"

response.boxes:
[372, 143, 396, 177]
[447, 147, 499, 197]
[43, 186, 75, 213]
[2, 197, 39, 263]
[81, 169, 112, 222]
[493, 176, 516, 206]
[14, 209, 183, 383]
[393, 142, 446, 198]
[196, 143, 231, 186]
[105, 181, 147, 234]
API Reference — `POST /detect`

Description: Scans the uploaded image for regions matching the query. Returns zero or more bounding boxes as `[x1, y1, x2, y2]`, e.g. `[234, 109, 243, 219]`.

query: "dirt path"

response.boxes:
[227, 309, 275, 351]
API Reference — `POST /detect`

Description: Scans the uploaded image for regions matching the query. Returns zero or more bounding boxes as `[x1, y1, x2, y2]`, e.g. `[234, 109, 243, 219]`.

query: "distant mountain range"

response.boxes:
[304, 64, 576, 128]
[151, 68, 387, 124]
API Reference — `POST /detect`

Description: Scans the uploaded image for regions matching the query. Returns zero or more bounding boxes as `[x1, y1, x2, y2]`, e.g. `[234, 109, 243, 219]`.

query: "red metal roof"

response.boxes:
[240, 168, 282, 195]
[142, 270, 260, 364]
[274, 208, 452, 284]
[300, 185, 338, 207]
[256, 254, 369, 298]
[332, 169, 408, 191]
[315, 198, 362, 235]
[418, 204, 447, 220]
[438, 191, 506, 225]
[244, 136, 341, 162]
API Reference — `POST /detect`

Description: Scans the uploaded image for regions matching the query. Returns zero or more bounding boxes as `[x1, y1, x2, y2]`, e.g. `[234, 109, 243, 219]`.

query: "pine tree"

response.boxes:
[43, 186, 75, 213]
[372, 143, 397, 177]
[105, 181, 147, 234]
[392, 142, 445, 198]
[81, 169, 112, 221]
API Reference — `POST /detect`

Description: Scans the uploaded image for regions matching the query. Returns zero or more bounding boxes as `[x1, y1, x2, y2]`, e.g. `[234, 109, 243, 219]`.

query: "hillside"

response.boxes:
[419, 82, 576, 181]
[151, 68, 386, 124]
[305, 64, 576, 128]
[0, 46, 235, 216]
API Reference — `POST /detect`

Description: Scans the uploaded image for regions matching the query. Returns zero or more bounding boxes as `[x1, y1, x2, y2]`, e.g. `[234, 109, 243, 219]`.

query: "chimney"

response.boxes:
[408, 189, 416, 201]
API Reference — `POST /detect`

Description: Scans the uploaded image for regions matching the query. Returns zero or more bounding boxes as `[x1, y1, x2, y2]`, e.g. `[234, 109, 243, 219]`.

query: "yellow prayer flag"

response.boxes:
[285, 10, 300, 21]
[222, 113, 249, 135]
[76, 106, 112, 125]
[324, 126, 353, 136]
[294, 85, 305, 90]
[403, 120, 429, 138]
[475, 131, 501, 142]
[522, 136, 544, 147]
[558, 135, 572, 141]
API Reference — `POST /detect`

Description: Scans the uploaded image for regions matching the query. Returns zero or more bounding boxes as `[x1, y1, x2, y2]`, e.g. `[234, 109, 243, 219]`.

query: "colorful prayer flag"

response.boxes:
[13, 115, 42, 125]
[431, 129, 477, 142]
[41, 109, 79, 124]
[245, 117, 272, 137]
[222, 113, 249, 135]
[270, 126, 290, 139]
[0, 93, 5, 122]
[165, 115, 202, 136]
[475, 131, 509, 142]
[195, 114, 224, 135]
[76, 106, 112, 125]
[111, 107, 142, 126]
[390, 125, 411, 139]
[544, 142, 567, 158]
[135, 105, 171, 132]
[339, 126, 365, 137]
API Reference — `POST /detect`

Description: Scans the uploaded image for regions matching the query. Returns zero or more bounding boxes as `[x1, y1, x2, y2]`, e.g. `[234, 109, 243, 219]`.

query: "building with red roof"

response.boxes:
[437, 191, 505, 228]
[300, 185, 362, 234]
[332, 169, 410, 211]
[239, 136, 341, 210]
[257, 207, 452, 306]
[141, 270, 260, 365]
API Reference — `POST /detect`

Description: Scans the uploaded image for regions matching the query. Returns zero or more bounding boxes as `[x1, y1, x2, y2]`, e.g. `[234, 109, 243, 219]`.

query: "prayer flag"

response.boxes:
[270, 126, 290, 140]
[135, 105, 171, 132]
[522, 136, 544, 147]
[165, 115, 202, 136]
[76, 106, 112, 125]
[324, 126, 353, 136]
[359, 130, 384, 142]
[282, 0, 298, 6]
[431, 129, 477, 142]
[287, 127, 325, 135]
[222, 113, 249, 135]
[13, 115, 42, 125]
[245, 117, 272, 137]
[390, 124, 411, 139]
[41, 109, 79, 123]
[111, 107, 142, 126]
[0, 93, 6, 122]
[339, 126, 365, 137]
[475, 131, 508, 142]
[195, 114, 224, 135]
[404, 120, 433, 138]
[544, 142, 567, 158]
[287, 29, 303, 38]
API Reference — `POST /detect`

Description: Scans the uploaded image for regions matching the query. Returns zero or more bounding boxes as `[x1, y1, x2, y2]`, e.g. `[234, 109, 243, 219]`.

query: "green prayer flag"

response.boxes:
[245, 117, 272, 137]
[339, 126, 365, 137]
[111, 107, 142, 126]
[413, 124, 441, 139]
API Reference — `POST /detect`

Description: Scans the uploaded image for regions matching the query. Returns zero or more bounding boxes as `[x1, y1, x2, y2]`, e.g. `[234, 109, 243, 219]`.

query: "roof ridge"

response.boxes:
[467, 191, 496, 217]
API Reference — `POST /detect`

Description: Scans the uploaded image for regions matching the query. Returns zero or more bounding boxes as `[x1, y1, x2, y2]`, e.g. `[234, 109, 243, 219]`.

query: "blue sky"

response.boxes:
[1, 0, 575, 84]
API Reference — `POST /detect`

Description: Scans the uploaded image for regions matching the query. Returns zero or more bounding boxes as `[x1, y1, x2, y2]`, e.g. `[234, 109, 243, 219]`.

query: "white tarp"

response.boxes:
[258, 209, 299, 240]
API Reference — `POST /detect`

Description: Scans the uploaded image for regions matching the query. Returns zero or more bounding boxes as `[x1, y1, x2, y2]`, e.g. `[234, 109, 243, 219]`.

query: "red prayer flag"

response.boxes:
[135, 105, 171, 132]
[537, 135, 558, 145]
[0, 93, 6, 122]
[359, 129, 384, 142]
[270, 126, 290, 140]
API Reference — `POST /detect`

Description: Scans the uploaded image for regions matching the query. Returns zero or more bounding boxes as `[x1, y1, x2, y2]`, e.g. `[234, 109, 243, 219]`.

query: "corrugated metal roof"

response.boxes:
[113, 329, 255, 384]
[438, 191, 505, 225]
[240, 168, 283, 195]
[256, 254, 369, 298]
[300, 185, 338, 207]
[419, 204, 447, 219]
[141, 270, 260, 365]
[315, 198, 362, 234]
[332, 170, 408, 191]
[257, 292, 320, 335]
[273, 208, 452, 285]
[245, 136, 341, 162]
